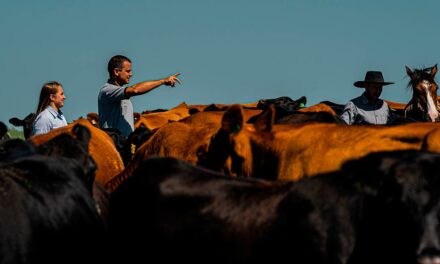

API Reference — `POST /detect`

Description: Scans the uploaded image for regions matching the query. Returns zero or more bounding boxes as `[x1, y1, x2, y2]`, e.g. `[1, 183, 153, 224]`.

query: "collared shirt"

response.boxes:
[32, 106, 68, 135]
[98, 83, 134, 136]
[340, 92, 391, 125]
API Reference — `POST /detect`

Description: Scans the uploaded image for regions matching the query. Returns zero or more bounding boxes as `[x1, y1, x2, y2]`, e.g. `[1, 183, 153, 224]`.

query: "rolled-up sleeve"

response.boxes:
[340, 102, 357, 125]
[102, 85, 127, 102]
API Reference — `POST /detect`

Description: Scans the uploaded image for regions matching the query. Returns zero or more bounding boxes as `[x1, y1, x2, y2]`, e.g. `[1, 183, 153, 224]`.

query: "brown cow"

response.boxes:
[105, 111, 227, 192]
[135, 107, 261, 163]
[134, 102, 194, 130]
[299, 102, 338, 115]
[135, 101, 260, 131]
[181, 107, 262, 126]
[30, 118, 124, 186]
[198, 105, 440, 181]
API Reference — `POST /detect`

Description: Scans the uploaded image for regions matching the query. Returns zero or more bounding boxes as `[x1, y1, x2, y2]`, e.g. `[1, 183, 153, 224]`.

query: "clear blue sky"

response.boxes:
[1, 0, 439, 126]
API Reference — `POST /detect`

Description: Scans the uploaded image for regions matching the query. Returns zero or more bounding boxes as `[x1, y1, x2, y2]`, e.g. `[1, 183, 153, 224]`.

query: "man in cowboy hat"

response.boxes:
[340, 71, 395, 125]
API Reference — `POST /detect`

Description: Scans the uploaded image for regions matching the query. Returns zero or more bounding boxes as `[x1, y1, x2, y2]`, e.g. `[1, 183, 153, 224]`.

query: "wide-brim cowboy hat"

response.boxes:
[354, 71, 394, 88]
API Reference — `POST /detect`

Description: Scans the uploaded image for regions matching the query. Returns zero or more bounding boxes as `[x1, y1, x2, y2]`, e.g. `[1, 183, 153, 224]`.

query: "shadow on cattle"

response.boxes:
[108, 150, 440, 264]
[0, 124, 108, 264]
[0, 121, 10, 143]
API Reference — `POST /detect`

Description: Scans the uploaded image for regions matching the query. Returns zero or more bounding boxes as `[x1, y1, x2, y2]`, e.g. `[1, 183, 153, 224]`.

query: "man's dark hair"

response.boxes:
[108, 55, 131, 77]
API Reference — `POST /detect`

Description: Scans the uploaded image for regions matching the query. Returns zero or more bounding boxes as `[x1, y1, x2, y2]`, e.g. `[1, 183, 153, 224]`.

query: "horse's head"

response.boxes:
[405, 64, 439, 122]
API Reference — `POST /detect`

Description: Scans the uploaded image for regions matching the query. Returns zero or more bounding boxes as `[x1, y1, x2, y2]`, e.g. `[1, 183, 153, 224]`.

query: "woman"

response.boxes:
[32, 81, 68, 135]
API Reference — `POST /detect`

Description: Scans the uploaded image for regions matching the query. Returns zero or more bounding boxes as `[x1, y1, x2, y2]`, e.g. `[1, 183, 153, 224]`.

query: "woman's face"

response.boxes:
[51, 85, 66, 109]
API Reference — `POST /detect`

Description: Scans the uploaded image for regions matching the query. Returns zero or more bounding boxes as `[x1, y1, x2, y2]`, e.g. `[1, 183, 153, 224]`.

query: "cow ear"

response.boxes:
[431, 64, 438, 78]
[72, 124, 91, 149]
[175, 102, 188, 109]
[221, 105, 244, 134]
[254, 104, 275, 132]
[406, 66, 413, 79]
[9, 117, 23, 127]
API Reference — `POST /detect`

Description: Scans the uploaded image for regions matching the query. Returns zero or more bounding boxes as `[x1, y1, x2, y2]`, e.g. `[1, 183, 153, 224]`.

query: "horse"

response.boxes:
[404, 64, 439, 122]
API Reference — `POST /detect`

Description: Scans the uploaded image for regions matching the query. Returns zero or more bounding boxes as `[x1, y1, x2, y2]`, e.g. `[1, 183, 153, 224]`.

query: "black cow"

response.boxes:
[0, 124, 107, 264]
[277, 110, 344, 124]
[247, 105, 344, 124]
[100, 127, 128, 165]
[108, 151, 440, 264]
[0, 121, 10, 143]
[100, 126, 154, 166]
[122, 126, 155, 164]
[9, 113, 36, 139]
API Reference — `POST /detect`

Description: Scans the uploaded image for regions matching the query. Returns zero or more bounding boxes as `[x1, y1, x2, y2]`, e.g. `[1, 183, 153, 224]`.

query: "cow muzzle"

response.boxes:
[418, 247, 440, 264]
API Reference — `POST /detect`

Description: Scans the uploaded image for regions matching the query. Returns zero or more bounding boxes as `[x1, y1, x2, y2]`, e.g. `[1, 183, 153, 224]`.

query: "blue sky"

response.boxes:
[1, 0, 439, 126]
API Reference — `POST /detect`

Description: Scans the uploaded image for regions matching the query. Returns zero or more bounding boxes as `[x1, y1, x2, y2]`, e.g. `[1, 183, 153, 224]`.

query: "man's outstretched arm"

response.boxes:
[125, 73, 181, 97]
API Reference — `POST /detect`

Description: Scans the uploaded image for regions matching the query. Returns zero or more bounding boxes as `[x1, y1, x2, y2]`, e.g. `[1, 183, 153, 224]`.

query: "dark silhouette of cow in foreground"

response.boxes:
[109, 151, 440, 264]
[0, 121, 10, 143]
[0, 124, 107, 264]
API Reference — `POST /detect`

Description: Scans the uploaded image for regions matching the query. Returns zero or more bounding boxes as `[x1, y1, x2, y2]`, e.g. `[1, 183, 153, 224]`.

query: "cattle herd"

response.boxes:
[3, 97, 440, 264]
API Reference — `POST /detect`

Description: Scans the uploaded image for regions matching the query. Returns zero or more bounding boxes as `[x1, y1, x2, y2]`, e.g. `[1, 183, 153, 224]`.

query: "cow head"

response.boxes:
[198, 104, 275, 177]
[123, 127, 154, 164]
[342, 150, 440, 263]
[0, 139, 36, 164]
[9, 113, 36, 139]
[36, 124, 97, 193]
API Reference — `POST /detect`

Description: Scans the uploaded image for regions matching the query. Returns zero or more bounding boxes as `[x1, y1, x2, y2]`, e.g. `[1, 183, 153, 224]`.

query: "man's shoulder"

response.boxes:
[99, 83, 125, 101]
[101, 82, 120, 90]
[99, 83, 126, 95]
[343, 99, 357, 108]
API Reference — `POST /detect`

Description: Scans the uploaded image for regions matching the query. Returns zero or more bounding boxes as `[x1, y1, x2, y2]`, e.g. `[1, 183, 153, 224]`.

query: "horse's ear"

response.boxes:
[406, 66, 413, 78]
[431, 64, 438, 78]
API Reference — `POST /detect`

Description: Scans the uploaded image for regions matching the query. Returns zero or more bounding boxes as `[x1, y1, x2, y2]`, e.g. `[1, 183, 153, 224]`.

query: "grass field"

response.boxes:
[8, 127, 24, 139]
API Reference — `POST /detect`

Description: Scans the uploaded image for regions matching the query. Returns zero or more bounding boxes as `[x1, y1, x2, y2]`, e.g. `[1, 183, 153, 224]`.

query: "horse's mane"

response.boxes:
[407, 66, 436, 89]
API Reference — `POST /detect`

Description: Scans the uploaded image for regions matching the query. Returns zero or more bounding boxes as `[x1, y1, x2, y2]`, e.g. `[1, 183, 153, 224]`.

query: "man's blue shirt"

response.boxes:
[98, 83, 134, 136]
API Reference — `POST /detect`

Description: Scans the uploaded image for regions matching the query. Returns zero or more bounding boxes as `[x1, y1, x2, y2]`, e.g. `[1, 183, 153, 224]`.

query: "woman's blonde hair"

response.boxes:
[36, 81, 62, 116]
